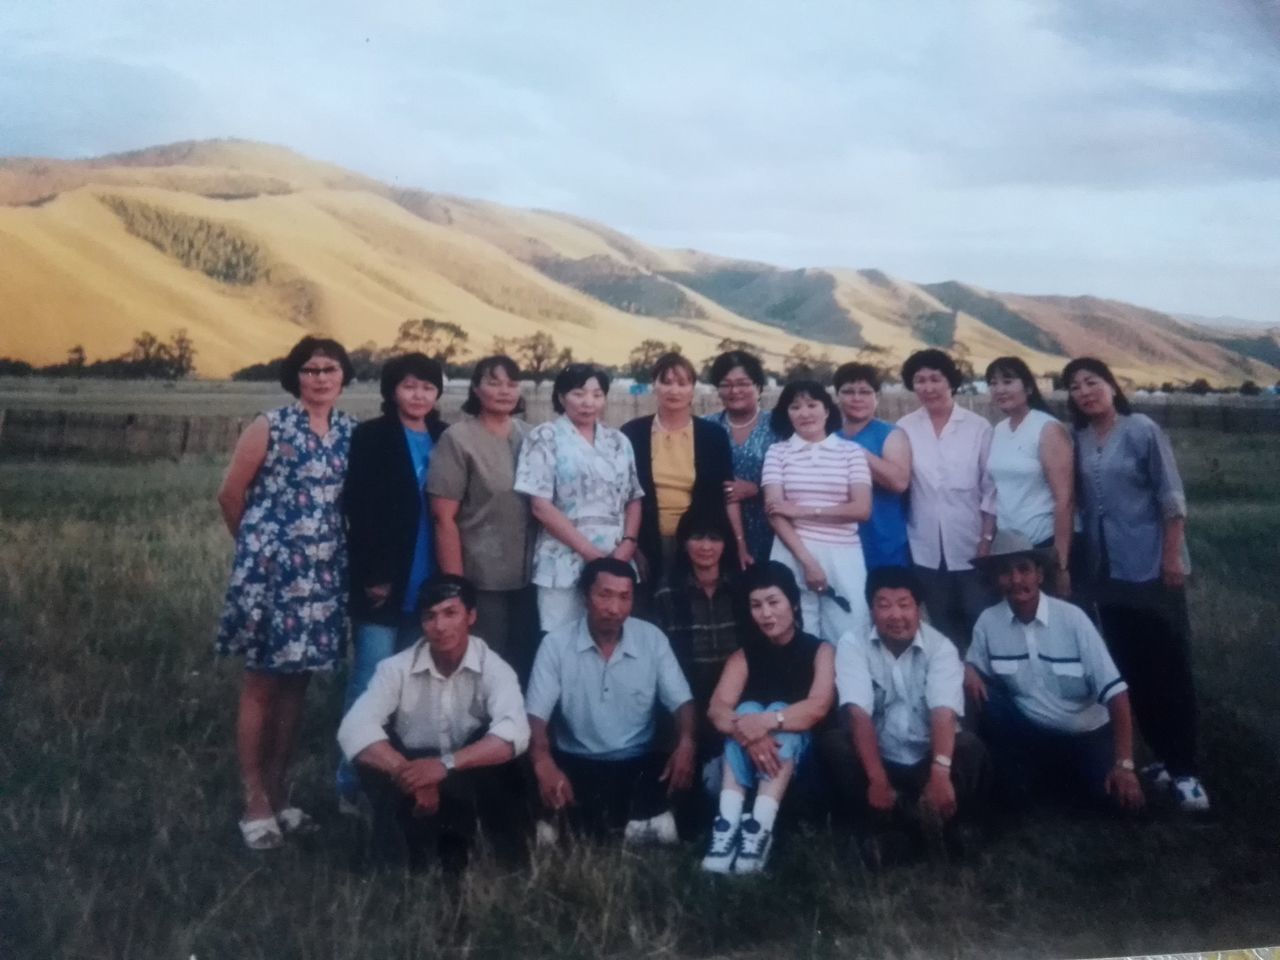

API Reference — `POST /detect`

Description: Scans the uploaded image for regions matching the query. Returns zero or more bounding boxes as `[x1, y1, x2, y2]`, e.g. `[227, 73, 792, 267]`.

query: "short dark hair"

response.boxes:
[579, 556, 637, 594]
[770, 380, 841, 439]
[984, 356, 1051, 414]
[738, 560, 804, 637]
[865, 565, 925, 607]
[709, 350, 766, 389]
[1062, 356, 1132, 428]
[462, 354, 526, 417]
[279, 336, 354, 397]
[833, 362, 882, 393]
[552, 363, 612, 414]
[652, 352, 697, 385]
[380, 352, 445, 418]
[670, 505, 740, 584]
[416, 574, 478, 615]
[902, 349, 962, 394]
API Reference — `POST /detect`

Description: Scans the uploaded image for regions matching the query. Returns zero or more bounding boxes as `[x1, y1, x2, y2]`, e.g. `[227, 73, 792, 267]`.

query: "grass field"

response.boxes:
[2, 429, 1279, 960]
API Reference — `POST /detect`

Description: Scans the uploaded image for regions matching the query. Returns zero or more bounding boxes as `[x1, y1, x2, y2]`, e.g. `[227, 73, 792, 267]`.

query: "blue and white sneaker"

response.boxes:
[1173, 776, 1211, 813]
[732, 817, 773, 875]
[701, 816, 740, 874]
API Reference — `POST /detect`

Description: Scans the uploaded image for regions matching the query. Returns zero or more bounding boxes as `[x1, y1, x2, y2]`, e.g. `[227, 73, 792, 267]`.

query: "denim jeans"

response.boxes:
[723, 701, 812, 790]
[335, 616, 422, 800]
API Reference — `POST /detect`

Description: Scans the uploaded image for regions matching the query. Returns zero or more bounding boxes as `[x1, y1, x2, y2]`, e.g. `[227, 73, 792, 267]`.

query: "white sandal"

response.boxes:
[276, 806, 319, 835]
[239, 815, 284, 850]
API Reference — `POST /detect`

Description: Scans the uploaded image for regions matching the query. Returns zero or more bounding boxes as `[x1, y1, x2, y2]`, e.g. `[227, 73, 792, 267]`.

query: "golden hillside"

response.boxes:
[1, 138, 1275, 385]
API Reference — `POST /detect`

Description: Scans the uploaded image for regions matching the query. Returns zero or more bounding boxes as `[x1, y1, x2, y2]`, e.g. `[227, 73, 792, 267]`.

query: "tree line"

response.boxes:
[0, 330, 197, 380]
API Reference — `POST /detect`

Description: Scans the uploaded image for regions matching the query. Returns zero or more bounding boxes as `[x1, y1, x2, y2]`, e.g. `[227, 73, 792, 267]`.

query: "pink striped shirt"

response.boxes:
[761, 434, 872, 545]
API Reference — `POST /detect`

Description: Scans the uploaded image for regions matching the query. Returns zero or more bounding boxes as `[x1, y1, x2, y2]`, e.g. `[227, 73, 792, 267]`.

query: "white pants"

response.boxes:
[537, 586, 586, 635]
[769, 538, 869, 644]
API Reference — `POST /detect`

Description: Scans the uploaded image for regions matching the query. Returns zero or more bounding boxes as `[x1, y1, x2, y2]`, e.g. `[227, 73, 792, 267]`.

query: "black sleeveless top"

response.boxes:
[740, 631, 823, 706]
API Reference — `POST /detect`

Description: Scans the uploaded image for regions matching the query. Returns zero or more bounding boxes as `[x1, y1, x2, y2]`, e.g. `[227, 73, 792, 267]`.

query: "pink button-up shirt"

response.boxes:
[897, 403, 996, 571]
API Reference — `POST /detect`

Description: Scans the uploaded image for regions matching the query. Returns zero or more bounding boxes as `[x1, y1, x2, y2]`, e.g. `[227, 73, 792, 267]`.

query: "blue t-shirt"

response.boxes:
[838, 419, 910, 570]
[401, 426, 435, 613]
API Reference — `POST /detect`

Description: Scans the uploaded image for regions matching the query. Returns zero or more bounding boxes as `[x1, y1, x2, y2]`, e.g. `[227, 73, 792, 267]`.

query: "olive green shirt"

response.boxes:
[426, 417, 533, 592]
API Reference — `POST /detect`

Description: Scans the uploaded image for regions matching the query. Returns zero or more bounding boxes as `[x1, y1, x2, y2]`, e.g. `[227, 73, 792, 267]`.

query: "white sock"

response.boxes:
[751, 796, 780, 832]
[718, 790, 745, 826]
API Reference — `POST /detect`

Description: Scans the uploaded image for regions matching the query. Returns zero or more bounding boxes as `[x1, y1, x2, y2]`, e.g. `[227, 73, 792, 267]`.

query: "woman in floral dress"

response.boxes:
[216, 336, 358, 850]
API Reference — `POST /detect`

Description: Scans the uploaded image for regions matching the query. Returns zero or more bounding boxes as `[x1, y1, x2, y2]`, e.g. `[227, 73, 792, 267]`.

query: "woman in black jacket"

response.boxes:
[337, 352, 447, 809]
[622, 352, 748, 590]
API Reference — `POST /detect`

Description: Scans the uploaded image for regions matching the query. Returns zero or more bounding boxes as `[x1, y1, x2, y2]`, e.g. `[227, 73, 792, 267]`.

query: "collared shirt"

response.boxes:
[1074, 413, 1189, 584]
[987, 409, 1058, 547]
[897, 403, 997, 571]
[337, 635, 529, 761]
[651, 572, 740, 706]
[836, 621, 964, 766]
[967, 594, 1127, 734]
[760, 433, 872, 545]
[525, 616, 693, 760]
[513, 415, 645, 588]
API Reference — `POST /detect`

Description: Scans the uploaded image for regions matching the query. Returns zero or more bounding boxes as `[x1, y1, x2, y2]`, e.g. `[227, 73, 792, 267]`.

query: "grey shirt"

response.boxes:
[1074, 413, 1189, 583]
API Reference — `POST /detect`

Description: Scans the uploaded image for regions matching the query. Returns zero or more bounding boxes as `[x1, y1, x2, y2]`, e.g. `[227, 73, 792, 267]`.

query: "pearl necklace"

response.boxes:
[726, 409, 759, 431]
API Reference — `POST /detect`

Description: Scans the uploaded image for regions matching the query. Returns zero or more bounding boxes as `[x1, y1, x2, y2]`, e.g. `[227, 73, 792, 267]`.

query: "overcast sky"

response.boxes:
[3, 0, 1279, 323]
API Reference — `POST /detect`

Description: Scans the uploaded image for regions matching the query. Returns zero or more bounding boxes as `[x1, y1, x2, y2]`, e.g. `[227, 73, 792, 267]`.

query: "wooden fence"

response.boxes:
[1, 391, 1277, 460]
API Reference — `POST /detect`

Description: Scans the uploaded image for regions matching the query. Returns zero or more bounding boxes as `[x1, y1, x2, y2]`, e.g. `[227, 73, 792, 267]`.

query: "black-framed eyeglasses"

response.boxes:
[717, 380, 757, 392]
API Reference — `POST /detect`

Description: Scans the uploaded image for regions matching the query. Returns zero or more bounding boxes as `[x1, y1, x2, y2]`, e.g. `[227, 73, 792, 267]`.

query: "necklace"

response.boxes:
[726, 408, 759, 431]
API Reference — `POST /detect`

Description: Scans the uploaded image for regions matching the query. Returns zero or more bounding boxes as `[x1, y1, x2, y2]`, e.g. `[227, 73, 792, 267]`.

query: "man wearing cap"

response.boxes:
[821, 565, 990, 864]
[337, 574, 530, 868]
[964, 530, 1144, 811]
[526, 557, 697, 844]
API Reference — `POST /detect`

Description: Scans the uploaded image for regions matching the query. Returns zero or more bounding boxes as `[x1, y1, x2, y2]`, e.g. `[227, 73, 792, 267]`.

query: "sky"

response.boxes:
[3, 0, 1279, 323]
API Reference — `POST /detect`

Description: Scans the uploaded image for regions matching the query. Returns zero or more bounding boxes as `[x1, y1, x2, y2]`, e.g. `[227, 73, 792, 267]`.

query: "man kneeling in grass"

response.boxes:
[337, 575, 530, 870]
[820, 565, 990, 867]
[964, 530, 1144, 813]
[526, 558, 697, 845]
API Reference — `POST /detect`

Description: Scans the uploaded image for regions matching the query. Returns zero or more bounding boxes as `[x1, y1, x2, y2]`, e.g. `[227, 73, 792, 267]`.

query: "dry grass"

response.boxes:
[2, 430, 1279, 959]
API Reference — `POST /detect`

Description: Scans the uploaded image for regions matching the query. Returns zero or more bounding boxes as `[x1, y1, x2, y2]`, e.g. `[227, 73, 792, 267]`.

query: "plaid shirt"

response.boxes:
[651, 573, 740, 708]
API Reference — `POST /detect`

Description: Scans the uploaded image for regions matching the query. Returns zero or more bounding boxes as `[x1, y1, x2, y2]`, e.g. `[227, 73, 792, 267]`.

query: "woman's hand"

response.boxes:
[747, 736, 782, 779]
[579, 544, 608, 564]
[364, 583, 392, 608]
[724, 479, 759, 504]
[765, 500, 800, 520]
[732, 711, 776, 746]
[1054, 567, 1071, 598]
[611, 539, 637, 564]
[801, 561, 828, 594]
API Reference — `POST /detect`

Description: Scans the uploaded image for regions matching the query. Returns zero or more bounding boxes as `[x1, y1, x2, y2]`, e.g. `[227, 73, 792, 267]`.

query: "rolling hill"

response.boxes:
[1, 138, 1275, 385]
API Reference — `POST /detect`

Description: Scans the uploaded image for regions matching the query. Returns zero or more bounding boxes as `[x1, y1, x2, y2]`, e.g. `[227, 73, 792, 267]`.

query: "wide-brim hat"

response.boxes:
[972, 529, 1057, 571]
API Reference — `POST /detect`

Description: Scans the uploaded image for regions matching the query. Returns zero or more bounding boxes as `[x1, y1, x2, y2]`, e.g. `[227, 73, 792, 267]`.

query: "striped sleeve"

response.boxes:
[761, 442, 785, 488]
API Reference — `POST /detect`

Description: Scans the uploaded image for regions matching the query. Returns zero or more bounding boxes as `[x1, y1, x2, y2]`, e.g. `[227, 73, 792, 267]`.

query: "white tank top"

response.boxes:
[987, 408, 1058, 545]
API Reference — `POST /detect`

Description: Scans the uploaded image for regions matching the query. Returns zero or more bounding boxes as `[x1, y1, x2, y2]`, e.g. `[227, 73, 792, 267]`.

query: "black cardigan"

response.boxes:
[343, 413, 448, 625]
[620, 414, 734, 584]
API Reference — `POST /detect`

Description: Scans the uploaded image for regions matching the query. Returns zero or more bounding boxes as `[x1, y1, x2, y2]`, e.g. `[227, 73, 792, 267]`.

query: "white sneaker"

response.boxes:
[700, 817, 740, 874]
[535, 819, 560, 848]
[1173, 776, 1211, 813]
[732, 817, 773, 875]
[623, 811, 679, 846]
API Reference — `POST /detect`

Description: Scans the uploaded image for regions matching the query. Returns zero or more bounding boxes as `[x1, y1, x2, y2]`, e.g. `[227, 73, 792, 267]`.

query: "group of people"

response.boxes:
[215, 335, 1209, 874]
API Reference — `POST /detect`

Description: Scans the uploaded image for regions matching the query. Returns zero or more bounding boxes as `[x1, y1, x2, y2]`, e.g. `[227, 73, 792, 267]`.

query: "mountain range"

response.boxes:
[1, 138, 1276, 385]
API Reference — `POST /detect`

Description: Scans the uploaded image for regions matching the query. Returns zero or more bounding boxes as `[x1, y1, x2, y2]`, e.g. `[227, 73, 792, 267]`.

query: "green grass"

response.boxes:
[2, 430, 1279, 959]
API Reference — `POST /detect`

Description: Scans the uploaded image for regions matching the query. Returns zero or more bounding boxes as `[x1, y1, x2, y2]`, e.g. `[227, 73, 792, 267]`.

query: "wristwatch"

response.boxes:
[774, 711, 786, 730]
[933, 754, 952, 770]
[1115, 758, 1135, 772]
[440, 752, 456, 774]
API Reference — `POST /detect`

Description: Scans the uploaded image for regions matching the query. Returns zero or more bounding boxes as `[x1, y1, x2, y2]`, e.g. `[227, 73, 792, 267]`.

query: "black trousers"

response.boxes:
[819, 726, 990, 831]
[361, 748, 527, 870]
[1096, 580, 1199, 777]
[552, 749, 669, 838]
[913, 565, 997, 655]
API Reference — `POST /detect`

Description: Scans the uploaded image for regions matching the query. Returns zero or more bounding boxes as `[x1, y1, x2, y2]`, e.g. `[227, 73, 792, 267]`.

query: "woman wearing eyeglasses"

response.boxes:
[216, 336, 359, 850]
[705, 350, 778, 566]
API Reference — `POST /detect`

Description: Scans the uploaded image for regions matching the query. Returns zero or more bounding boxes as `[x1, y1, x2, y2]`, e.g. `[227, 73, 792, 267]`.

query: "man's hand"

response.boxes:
[920, 766, 957, 822]
[533, 757, 575, 812]
[963, 665, 988, 710]
[661, 738, 696, 795]
[867, 775, 897, 813]
[1105, 766, 1145, 811]
[411, 784, 441, 817]
[394, 757, 448, 794]
[1161, 556, 1186, 590]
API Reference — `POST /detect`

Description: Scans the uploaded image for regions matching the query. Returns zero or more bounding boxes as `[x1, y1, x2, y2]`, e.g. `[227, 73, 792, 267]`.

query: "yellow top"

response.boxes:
[652, 421, 695, 537]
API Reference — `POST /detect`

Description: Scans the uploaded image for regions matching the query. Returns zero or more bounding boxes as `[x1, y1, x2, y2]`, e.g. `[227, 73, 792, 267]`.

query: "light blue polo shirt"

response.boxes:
[525, 616, 693, 760]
